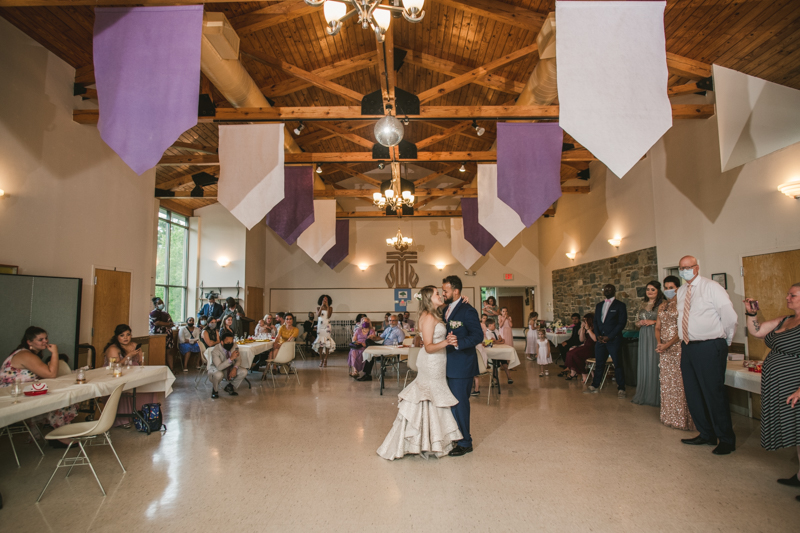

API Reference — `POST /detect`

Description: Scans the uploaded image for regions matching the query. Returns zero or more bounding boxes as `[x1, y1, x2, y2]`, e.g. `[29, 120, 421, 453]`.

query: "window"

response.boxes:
[156, 207, 189, 322]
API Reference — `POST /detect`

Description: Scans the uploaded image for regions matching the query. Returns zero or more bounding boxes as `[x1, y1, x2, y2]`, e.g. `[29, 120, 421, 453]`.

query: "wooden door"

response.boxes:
[246, 286, 264, 334]
[92, 269, 131, 354]
[742, 249, 800, 361]
[498, 296, 524, 329]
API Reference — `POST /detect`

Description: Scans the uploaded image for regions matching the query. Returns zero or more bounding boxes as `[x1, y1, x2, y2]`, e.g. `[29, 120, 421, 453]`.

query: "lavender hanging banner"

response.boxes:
[461, 198, 496, 256]
[93, 6, 203, 175]
[266, 166, 315, 245]
[321, 220, 350, 269]
[496, 122, 563, 227]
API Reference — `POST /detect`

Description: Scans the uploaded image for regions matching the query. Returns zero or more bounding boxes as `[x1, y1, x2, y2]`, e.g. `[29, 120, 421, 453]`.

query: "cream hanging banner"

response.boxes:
[477, 164, 525, 247]
[297, 200, 337, 263]
[450, 218, 482, 269]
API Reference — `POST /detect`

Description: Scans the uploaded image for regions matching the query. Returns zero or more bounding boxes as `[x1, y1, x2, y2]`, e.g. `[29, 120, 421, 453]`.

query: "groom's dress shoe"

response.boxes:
[712, 442, 735, 455]
[448, 445, 473, 457]
[681, 435, 717, 446]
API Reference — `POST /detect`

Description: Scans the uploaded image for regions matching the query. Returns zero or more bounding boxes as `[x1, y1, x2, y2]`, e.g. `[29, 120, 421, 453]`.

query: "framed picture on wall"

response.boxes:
[711, 273, 727, 289]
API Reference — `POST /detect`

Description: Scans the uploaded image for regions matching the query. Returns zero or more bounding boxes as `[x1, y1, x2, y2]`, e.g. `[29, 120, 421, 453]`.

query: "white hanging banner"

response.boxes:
[297, 200, 337, 263]
[450, 218, 482, 269]
[477, 164, 525, 247]
[714, 64, 800, 172]
[218, 124, 285, 229]
[556, 1, 672, 178]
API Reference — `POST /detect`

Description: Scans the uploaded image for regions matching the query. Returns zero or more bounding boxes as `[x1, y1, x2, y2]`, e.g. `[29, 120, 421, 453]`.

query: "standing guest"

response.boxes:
[221, 297, 246, 338]
[481, 313, 488, 335]
[585, 284, 628, 397]
[483, 296, 499, 319]
[536, 329, 553, 377]
[220, 315, 236, 339]
[349, 317, 375, 378]
[677, 255, 738, 455]
[149, 297, 175, 352]
[303, 312, 317, 349]
[178, 317, 202, 372]
[564, 313, 597, 381]
[359, 315, 405, 381]
[2, 327, 77, 447]
[744, 283, 800, 496]
[557, 314, 583, 365]
[197, 294, 223, 321]
[209, 330, 245, 399]
[484, 318, 512, 384]
[529, 311, 541, 329]
[525, 315, 538, 361]
[655, 276, 694, 431]
[313, 296, 335, 368]
[632, 281, 665, 407]
[202, 317, 220, 350]
[404, 311, 416, 330]
[498, 307, 513, 347]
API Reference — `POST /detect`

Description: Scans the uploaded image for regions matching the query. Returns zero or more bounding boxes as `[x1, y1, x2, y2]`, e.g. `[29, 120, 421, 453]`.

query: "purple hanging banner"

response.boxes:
[94, 6, 203, 175]
[321, 220, 350, 269]
[266, 166, 315, 245]
[461, 198, 496, 256]
[496, 123, 564, 226]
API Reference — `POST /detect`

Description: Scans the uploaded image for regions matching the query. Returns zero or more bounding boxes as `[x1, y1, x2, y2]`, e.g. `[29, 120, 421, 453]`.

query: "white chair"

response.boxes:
[263, 341, 298, 386]
[584, 357, 614, 389]
[1, 419, 44, 467]
[57, 360, 72, 377]
[475, 350, 494, 405]
[38, 383, 126, 501]
[403, 347, 420, 388]
[196, 347, 213, 389]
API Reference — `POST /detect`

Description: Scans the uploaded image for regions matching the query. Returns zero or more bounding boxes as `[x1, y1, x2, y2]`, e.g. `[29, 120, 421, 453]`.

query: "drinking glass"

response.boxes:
[10, 377, 23, 404]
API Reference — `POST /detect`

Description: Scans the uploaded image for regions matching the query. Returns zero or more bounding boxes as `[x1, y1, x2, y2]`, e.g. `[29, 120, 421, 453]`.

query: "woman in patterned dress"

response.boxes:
[655, 276, 694, 431]
[348, 317, 375, 378]
[149, 297, 175, 350]
[744, 283, 800, 500]
[631, 281, 664, 407]
[312, 295, 335, 368]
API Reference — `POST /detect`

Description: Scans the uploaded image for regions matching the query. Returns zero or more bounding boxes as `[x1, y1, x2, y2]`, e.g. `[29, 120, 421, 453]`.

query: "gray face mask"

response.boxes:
[664, 289, 677, 299]
[157, 304, 165, 311]
[200, 320, 207, 326]
[679, 269, 695, 281]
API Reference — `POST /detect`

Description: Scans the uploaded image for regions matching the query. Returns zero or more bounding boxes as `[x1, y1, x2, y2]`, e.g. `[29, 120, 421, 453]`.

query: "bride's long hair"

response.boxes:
[417, 285, 443, 322]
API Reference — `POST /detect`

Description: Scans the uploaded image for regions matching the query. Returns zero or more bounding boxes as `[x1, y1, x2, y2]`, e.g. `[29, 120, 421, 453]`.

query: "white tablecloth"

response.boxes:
[546, 331, 573, 345]
[482, 345, 521, 369]
[363, 346, 408, 362]
[0, 366, 176, 428]
[725, 361, 762, 395]
[236, 340, 274, 368]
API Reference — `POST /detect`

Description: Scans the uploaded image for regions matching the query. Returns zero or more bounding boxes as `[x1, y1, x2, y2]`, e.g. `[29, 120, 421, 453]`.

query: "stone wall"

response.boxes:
[552, 247, 658, 330]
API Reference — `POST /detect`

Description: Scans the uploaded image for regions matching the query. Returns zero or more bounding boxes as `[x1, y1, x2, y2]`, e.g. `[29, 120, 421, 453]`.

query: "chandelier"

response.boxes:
[386, 228, 413, 251]
[306, 0, 426, 42]
[373, 170, 414, 211]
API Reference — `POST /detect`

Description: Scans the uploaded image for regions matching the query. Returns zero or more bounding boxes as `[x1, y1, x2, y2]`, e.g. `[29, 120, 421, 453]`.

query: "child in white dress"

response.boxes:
[536, 329, 552, 377]
[525, 317, 538, 361]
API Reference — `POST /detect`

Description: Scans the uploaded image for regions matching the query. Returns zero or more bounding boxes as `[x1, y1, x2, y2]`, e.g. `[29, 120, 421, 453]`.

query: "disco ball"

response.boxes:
[374, 115, 404, 147]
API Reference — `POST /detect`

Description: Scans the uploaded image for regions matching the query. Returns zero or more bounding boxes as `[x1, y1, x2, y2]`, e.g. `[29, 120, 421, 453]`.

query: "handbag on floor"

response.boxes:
[134, 403, 166, 435]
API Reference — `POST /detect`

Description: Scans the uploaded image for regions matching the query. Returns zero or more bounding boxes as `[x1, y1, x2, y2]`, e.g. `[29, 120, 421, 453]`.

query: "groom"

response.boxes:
[442, 275, 483, 456]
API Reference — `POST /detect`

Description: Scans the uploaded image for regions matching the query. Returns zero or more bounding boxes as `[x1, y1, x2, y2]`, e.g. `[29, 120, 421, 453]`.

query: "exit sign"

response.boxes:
[504, 273, 514, 281]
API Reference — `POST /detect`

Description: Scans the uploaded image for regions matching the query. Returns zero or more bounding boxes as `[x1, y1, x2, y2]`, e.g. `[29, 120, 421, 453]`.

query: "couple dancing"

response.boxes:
[377, 276, 483, 460]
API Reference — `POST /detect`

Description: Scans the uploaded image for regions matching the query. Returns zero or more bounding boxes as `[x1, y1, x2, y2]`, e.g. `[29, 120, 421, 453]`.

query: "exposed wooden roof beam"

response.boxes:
[262, 51, 377, 98]
[400, 48, 525, 95]
[666, 53, 712, 80]
[158, 168, 218, 191]
[326, 163, 383, 187]
[337, 210, 463, 219]
[231, 0, 318, 36]
[434, 0, 547, 32]
[1, 0, 256, 4]
[416, 122, 474, 150]
[158, 199, 195, 217]
[667, 82, 704, 97]
[171, 141, 218, 155]
[313, 123, 374, 150]
[413, 163, 463, 186]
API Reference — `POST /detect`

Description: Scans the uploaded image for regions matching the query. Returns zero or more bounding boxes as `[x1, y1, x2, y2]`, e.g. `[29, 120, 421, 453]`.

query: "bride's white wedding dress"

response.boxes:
[377, 321, 463, 460]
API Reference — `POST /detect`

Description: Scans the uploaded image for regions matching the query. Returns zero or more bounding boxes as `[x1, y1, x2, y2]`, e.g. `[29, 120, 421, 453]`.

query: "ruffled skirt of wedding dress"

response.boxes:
[376, 382, 463, 460]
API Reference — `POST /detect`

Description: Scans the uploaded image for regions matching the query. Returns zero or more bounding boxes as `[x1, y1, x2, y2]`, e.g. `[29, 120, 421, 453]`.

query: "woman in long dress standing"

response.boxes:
[655, 276, 694, 430]
[378, 285, 462, 460]
[312, 295, 335, 368]
[631, 281, 664, 407]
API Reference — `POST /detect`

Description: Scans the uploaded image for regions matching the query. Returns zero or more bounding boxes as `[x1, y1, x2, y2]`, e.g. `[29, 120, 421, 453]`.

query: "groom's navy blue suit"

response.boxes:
[445, 299, 483, 448]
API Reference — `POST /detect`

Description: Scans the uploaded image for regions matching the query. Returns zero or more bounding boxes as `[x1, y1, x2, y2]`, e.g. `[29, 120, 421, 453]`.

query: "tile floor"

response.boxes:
[2, 344, 799, 532]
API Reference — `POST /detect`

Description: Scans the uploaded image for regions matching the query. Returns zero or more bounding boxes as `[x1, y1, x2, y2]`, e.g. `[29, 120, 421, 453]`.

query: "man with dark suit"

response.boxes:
[584, 284, 628, 398]
[442, 275, 484, 457]
[197, 294, 224, 321]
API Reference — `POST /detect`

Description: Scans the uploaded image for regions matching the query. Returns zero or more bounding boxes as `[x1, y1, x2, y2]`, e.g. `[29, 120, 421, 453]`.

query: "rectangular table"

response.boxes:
[363, 346, 408, 395]
[480, 345, 520, 397]
[236, 340, 274, 370]
[0, 366, 176, 429]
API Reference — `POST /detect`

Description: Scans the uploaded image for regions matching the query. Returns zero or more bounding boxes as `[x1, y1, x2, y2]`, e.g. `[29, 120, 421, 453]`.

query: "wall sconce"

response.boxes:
[358, 263, 369, 271]
[0, 189, 5, 198]
[608, 235, 622, 248]
[778, 179, 800, 199]
[565, 251, 577, 260]
[435, 262, 446, 271]
[217, 257, 230, 267]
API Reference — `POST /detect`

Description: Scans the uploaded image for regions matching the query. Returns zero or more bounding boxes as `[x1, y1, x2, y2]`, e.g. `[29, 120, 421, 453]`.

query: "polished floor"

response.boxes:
[2, 343, 799, 532]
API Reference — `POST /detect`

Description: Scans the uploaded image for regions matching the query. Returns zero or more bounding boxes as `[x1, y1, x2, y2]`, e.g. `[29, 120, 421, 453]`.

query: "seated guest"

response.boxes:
[197, 294, 223, 321]
[557, 313, 583, 365]
[209, 330, 245, 398]
[202, 316, 220, 351]
[103, 324, 155, 426]
[382, 312, 391, 330]
[2, 326, 77, 447]
[271, 313, 299, 362]
[354, 313, 366, 334]
[275, 312, 286, 329]
[178, 317, 202, 372]
[564, 313, 597, 381]
[403, 311, 416, 330]
[149, 297, 175, 352]
[255, 315, 276, 337]
[221, 315, 236, 339]
[358, 314, 405, 381]
[221, 297, 246, 338]
[349, 317, 375, 378]
[483, 296, 499, 318]
[397, 313, 406, 330]
[485, 318, 512, 384]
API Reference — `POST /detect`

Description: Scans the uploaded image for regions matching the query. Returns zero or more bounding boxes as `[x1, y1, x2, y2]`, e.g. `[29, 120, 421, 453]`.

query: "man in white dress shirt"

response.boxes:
[676, 255, 739, 455]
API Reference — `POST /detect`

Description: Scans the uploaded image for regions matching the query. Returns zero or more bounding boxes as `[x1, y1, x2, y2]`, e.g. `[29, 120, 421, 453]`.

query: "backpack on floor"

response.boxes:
[134, 403, 166, 435]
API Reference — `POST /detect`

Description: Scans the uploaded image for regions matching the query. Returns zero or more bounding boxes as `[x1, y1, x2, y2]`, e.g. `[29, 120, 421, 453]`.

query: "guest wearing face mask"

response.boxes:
[178, 317, 202, 372]
[197, 294, 224, 321]
[202, 317, 220, 351]
[655, 276, 694, 431]
[209, 330, 245, 399]
[149, 297, 175, 351]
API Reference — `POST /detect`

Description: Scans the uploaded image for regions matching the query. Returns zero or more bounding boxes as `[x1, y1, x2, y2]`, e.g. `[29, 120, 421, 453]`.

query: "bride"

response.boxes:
[377, 285, 463, 460]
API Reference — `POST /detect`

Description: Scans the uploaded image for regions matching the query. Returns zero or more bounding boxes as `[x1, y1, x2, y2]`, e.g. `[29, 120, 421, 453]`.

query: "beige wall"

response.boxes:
[194, 203, 246, 300]
[0, 18, 156, 342]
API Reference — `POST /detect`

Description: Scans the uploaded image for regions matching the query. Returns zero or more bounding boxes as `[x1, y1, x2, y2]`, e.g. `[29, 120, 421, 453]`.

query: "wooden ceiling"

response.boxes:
[2, 0, 800, 216]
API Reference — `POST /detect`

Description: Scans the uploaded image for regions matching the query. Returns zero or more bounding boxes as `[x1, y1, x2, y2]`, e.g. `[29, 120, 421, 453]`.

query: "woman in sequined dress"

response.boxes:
[655, 276, 694, 431]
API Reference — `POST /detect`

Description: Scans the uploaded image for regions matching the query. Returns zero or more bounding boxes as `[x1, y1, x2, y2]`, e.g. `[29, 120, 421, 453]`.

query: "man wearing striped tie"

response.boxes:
[676, 256, 739, 455]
